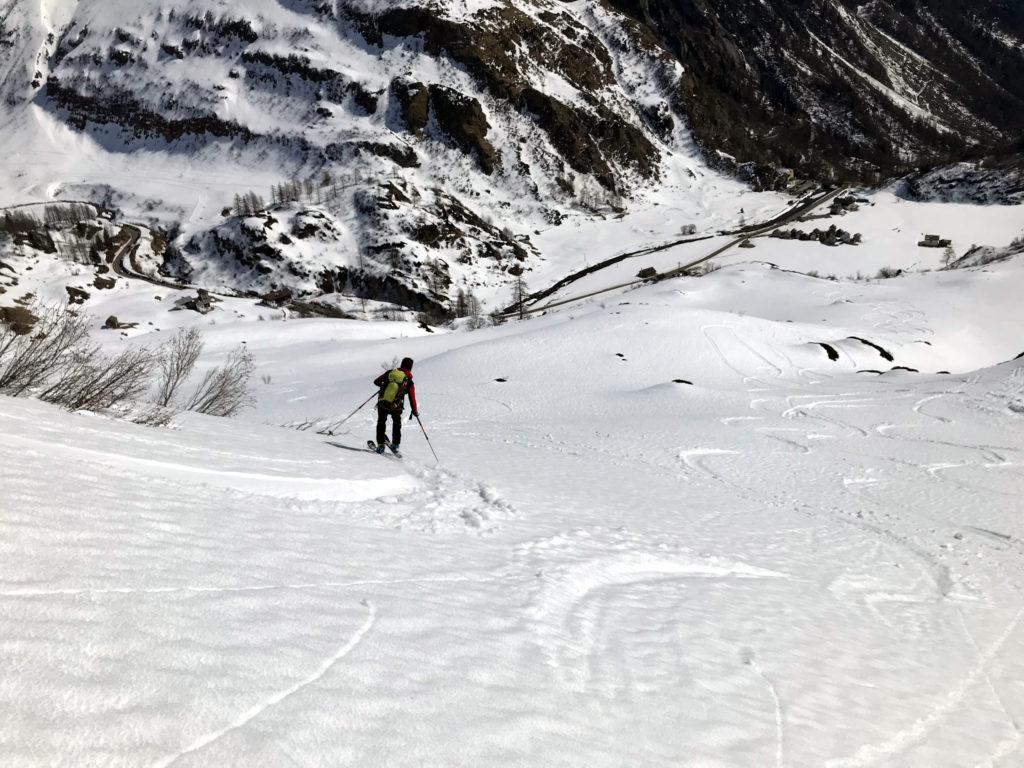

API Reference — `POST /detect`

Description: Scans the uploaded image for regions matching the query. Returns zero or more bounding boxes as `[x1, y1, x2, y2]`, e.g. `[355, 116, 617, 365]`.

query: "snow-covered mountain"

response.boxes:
[4, 4, 1024, 764]
[1, 0, 710, 310]
[0, 0, 1021, 312]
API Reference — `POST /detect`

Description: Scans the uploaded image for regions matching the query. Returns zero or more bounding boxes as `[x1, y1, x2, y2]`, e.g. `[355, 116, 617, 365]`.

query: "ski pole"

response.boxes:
[318, 392, 377, 435]
[414, 414, 440, 463]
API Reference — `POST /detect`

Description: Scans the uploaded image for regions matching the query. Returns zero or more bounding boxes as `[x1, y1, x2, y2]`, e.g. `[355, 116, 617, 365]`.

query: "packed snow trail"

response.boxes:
[3, 259, 1024, 766]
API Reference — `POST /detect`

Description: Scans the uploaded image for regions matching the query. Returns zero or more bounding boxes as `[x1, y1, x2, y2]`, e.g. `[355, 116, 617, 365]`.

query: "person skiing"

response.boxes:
[372, 357, 418, 455]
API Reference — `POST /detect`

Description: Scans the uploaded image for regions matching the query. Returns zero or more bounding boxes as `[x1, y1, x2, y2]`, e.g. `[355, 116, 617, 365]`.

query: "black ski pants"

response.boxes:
[376, 404, 402, 447]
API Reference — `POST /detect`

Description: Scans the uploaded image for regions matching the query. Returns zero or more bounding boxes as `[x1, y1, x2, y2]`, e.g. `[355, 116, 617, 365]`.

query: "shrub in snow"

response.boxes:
[185, 346, 255, 417]
[155, 328, 203, 407]
[1, 305, 256, 420]
[153, 328, 256, 417]
[0, 304, 92, 396]
[0, 303, 157, 412]
[39, 345, 155, 413]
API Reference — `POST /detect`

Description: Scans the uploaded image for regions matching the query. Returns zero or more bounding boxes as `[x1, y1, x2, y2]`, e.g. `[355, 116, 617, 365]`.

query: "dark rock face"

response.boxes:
[352, 3, 661, 189]
[427, 86, 498, 175]
[605, 0, 1024, 183]
[520, 88, 656, 190]
[900, 158, 1024, 205]
[393, 81, 498, 174]
[393, 81, 430, 136]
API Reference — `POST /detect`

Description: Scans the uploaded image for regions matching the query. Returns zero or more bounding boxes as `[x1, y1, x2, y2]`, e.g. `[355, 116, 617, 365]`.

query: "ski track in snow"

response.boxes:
[152, 601, 377, 768]
[520, 537, 790, 693]
[746, 651, 786, 768]
[828, 605, 1024, 768]
[702, 324, 783, 389]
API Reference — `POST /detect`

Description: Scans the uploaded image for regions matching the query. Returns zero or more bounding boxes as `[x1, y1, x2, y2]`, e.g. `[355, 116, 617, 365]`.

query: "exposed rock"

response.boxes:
[259, 287, 292, 308]
[605, 0, 1024, 184]
[393, 80, 429, 135]
[900, 160, 1024, 206]
[354, 3, 660, 188]
[427, 85, 498, 175]
[0, 306, 39, 335]
[66, 286, 90, 304]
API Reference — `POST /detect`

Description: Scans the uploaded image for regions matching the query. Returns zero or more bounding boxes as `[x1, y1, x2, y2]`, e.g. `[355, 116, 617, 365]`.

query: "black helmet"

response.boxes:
[401, 357, 414, 370]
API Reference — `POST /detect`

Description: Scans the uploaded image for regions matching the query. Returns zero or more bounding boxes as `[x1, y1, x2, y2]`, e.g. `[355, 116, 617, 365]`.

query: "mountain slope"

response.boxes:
[2, 0, 1021, 312]
[0, 0, 715, 310]
[608, 0, 1024, 182]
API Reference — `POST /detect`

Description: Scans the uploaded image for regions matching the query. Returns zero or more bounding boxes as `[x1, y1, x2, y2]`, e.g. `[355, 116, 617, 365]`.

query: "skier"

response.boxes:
[371, 357, 418, 455]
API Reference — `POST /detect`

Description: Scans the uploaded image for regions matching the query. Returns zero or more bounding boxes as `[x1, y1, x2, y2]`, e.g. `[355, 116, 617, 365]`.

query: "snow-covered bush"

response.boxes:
[0, 303, 157, 412]
[0, 306, 255, 420]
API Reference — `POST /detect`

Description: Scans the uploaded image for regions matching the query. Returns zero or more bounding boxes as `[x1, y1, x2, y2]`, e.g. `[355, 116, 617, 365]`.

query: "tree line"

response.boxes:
[233, 170, 367, 217]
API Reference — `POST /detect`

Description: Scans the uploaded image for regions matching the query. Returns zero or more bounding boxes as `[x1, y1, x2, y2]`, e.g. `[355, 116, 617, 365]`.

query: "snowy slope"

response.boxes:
[4, 0, 1018, 314]
[3, 248, 1024, 766]
[0, 0, 737, 311]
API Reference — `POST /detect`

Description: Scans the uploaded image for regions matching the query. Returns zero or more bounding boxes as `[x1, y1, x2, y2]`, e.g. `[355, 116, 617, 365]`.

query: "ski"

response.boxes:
[366, 439, 402, 459]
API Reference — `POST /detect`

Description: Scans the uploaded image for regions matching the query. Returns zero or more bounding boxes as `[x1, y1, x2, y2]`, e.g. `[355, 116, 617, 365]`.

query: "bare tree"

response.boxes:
[942, 245, 956, 268]
[465, 289, 481, 319]
[186, 345, 255, 416]
[155, 328, 203, 406]
[44, 203, 94, 227]
[512, 275, 529, 320]
[0, 304, 92, 396]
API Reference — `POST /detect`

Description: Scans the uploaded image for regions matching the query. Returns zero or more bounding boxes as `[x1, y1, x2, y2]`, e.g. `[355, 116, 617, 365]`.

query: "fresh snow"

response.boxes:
[2, 1, 1024, 763]
[4, 244, 1024, 766]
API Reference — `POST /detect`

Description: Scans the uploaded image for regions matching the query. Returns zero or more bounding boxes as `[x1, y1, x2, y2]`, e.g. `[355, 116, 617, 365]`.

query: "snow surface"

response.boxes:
[2, 3, 1024, 762]
[4, 248, 1024, 766]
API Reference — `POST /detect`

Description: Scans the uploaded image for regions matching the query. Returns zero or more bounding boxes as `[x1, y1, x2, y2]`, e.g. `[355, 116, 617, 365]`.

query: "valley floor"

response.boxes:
[3, 260, 1024, 767]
